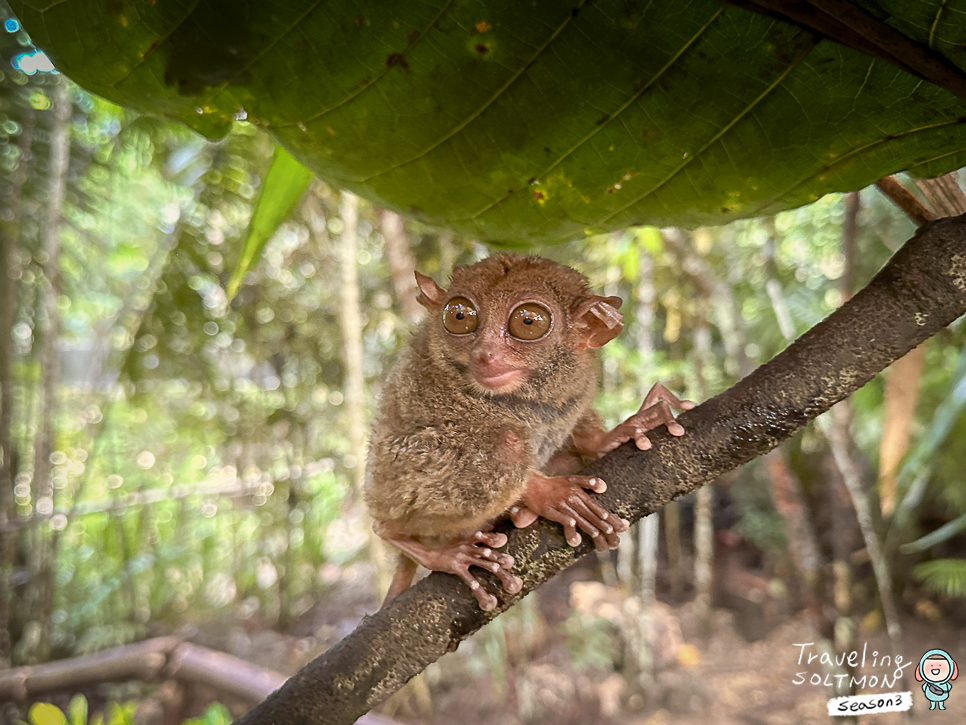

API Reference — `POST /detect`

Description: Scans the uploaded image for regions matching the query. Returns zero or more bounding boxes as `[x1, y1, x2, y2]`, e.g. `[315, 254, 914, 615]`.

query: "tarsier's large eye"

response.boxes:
[508, 303, 552, 340]
[442, 297, 479, 334]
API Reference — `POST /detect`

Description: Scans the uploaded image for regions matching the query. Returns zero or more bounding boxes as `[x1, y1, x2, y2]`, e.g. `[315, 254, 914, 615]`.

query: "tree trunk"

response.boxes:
[234, 212, 966, 725]
[25, 78, 71, 663]
[379, 211, 422, 323]
[767, 270, 903, 699]
[841, 191, 860, 301]
[323, 192, 389, 594]
[878, 344, 925, 516]
[691, 323, 714, 633]
[0, 103, 34, 668]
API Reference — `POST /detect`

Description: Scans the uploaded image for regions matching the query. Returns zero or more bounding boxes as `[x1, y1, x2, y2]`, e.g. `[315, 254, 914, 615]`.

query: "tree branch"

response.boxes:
[236, 214, 966, 725]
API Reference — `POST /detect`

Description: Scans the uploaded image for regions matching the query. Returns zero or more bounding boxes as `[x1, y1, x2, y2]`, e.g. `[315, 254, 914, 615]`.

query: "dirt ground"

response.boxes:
[407, 602, 965, 725]
[45, 559, 961, 725]
[335, 561, 966, 725]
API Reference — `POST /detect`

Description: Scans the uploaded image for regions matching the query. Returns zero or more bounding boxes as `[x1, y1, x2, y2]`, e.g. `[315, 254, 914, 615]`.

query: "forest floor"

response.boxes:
[207, 558, 965, 725]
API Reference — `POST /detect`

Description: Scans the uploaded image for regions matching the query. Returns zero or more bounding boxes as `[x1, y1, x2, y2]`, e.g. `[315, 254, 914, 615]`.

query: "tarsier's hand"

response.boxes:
[514, 473, 629, 551]
[597, 382, 695, 455]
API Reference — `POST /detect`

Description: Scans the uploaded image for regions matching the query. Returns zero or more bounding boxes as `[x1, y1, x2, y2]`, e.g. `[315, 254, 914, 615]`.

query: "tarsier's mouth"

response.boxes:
[472, 368, 524, 391]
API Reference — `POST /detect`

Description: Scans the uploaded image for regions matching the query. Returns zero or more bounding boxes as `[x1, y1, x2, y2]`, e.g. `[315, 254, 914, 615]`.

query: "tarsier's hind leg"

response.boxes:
[385, 531, 521, 611]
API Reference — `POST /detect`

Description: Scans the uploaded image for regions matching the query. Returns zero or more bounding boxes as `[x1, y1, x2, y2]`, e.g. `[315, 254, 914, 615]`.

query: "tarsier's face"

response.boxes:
[418, 254, 623, 396]
[438, 289, 562, 394]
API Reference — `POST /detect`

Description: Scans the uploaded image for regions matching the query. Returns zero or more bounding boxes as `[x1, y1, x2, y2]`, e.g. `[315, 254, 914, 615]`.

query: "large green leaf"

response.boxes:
[11, 0, 966, 244]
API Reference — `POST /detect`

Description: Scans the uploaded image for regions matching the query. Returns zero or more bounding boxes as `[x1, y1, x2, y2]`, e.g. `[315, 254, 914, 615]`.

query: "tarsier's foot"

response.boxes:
[598, 382, 695, 454]
[392, 531, 521, 611]
[522, 473, 629, 551]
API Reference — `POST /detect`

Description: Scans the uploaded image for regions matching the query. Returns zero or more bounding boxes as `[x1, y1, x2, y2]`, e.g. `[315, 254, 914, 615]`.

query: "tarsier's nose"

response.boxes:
[473, 346, 496, 364]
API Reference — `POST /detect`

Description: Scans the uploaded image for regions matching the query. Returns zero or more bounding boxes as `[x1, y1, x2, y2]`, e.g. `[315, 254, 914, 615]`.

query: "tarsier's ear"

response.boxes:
[415, 271, 446, 309]
[571, 295, 623, 349]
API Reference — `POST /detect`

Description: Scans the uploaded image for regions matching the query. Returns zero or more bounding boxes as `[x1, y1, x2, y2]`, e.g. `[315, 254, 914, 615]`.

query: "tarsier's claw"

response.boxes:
[474, 530, 508, 548]
[478, 592, 497, 611]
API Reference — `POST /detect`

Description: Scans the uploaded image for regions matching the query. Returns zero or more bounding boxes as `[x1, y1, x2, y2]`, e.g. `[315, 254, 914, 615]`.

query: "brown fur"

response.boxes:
[364, 254, 615, 547]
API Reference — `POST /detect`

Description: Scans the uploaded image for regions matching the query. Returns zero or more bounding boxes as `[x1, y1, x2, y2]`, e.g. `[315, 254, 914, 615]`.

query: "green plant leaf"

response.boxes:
[27, 703, 68, 725]
[180, 702, 232, 725]
[901, 512, 966, 554]
[11, 0, 966, 245]
[226, 145, 314, 300]
[891, 345, 966, 534]
[913, 558, 966, 598]
[67, 695, 88, 725]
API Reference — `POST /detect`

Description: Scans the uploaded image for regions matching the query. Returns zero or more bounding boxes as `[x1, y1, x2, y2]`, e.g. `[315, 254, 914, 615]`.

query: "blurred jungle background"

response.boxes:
[1, 5, 965, 725]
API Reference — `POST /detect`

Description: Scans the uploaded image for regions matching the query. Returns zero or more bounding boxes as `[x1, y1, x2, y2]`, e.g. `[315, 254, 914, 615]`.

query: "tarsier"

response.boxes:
[364, 254, 694, 611]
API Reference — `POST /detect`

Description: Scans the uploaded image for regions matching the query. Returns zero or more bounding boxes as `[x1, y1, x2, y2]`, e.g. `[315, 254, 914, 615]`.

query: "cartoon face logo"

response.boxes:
[916, 649, 958, 711]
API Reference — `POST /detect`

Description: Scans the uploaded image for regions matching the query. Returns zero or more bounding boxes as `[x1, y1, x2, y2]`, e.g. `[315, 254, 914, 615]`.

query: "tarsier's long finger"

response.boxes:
[632, 427, 653, 449]
[567, 482, 629, 532]
[474, 530, 508, 549]
[558, 501, 611, 551]
[465, 542, 514, 570]
[566, 497, 622, 549]
[656, 400, 685, 436]
[548, 507, 583, 547]
[576, 476, 607, 494]
[454, 565, 498, 611]
[598, 435, 626, 454]
[641, 382, 694, 412]
[508, 503, 539, 528]
[488, 564, 523, 594]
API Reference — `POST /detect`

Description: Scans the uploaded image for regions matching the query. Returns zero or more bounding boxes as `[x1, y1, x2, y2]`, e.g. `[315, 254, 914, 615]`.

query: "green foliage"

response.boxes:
[10, 0, 966, 243]
[913, 559, 966, 599]
[563, 612, 618, 672]
[5, 0, 966, 697]
[18, 696, 227, 725]
[181, 703, 233, 725]
[226, 145, 314, 300]
[901, 513, 966, 554]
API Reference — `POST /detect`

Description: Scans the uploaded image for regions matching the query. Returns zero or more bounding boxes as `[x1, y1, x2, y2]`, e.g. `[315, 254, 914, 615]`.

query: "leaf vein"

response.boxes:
[748, 116, 966, 217]
[356, 0, 591, 183]
[599, 34, 817, 226]
[107, 0, 204, 89]
[462, 6, 725, 222]
[271, 0, 455, 129]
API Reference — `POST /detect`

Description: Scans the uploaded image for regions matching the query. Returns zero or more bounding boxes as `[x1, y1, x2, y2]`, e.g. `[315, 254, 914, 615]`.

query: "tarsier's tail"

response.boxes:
[381, 554, 417, 607]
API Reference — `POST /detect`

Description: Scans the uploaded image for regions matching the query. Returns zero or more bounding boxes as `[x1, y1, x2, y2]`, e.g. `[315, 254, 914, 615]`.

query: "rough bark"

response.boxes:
[235, 214, 966, 725]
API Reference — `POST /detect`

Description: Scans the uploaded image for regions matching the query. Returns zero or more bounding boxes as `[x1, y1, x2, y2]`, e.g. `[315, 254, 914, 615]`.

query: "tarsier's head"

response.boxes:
[415, 253, 623, 396]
